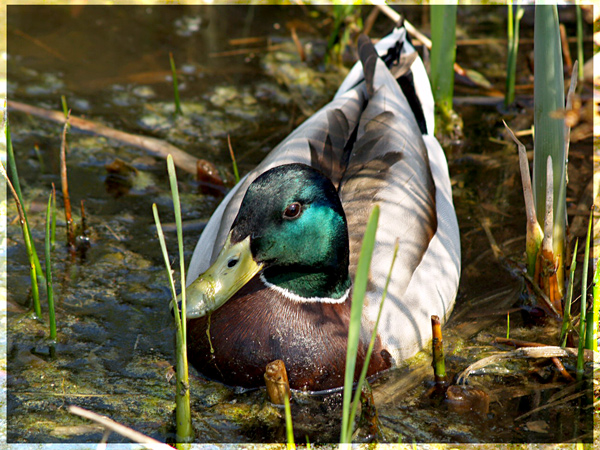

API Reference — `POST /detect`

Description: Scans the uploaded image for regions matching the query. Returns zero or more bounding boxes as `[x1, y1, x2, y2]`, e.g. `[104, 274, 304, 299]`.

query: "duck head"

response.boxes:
[186, 163, 351, 318]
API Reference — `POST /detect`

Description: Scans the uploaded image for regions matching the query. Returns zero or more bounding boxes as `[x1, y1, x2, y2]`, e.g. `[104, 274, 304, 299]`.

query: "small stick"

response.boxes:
[373, 2, 475, 85]
[8, 100, 217, 178]
[494, 337, 574, 381]
[431, 315, 447, 387]
[289, 26, 305, 62]
[60, 111, 75, 253]
[264, 360, 291, 405]
[68, 406, 174, 450]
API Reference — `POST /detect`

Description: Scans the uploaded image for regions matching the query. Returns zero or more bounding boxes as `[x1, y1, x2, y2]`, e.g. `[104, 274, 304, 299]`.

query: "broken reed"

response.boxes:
[169, 52, 183, 117]
[431, 315, 447, 387]
[152, 154, 194, 444]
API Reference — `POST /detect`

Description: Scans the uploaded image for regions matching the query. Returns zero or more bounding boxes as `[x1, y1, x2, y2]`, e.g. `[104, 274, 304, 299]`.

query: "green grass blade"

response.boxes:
[533, 5, 566, 294]
[506, 3, 524, 106]
[588, 258, 600, 352]
[340, 204, 379, 444]
[51, 184, 57, 249]
[346, 238, 399, 439]
[576, 5, 584, 83]
[5, 118, 44, 281]
[283, 392, 294, 449]
[227, 135, 240, 184]
[152, 204, 179, 327]
[1, 159, 42, 318]
[152, 203, 193, 443]
[169, 52, 183, 117]
[560, 238, 578, 347]
[167, 155, 187, 342]
[430, 3, 457, 124]
[576, 210, 592, 380]
[45, 192, 56, 340]
[166, 154, 193, 443]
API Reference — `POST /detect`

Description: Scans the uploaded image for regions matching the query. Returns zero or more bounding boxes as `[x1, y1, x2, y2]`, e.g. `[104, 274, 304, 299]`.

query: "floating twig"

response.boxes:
[8, 100, 218, 178]
[494, 337, 574, 381]
[457, 345, 597, 385]
[68, 406, 174, 450]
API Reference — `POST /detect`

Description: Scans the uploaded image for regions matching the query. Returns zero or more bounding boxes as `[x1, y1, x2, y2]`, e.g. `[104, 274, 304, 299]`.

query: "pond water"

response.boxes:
[4, 4, 597, 447]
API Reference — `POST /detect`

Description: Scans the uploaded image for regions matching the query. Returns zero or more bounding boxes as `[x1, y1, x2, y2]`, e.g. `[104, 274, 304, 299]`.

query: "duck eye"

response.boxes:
[283, 202, 302, 219]
[227, 258, 238, 268]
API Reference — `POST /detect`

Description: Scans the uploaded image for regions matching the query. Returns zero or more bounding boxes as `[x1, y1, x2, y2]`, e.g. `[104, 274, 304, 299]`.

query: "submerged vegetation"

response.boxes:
[4, 3, 597, 445]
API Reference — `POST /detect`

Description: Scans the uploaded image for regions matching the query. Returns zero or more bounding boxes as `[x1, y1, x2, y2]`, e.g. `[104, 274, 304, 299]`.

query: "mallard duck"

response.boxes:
[183, 27, 460, 392]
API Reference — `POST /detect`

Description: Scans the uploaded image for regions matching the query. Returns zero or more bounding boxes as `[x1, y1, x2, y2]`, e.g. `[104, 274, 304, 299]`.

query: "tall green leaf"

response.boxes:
[340, 205, 379, 444]
[533, 5, 566, 294]
[430, 3, 457, 122]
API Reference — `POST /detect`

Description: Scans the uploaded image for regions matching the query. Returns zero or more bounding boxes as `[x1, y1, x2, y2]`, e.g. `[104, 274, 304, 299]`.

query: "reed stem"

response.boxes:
[169, 52, 183, 117]
[45, 192, 57, 341]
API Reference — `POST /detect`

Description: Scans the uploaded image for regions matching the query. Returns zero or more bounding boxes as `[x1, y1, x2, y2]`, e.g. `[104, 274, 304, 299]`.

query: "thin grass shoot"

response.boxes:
[227, 134, 240, 184]
[588, 258, 599, 352]
[169, 52, 183, 117]
[576, 209, 592, 380]
[340, 204, 379, 444]
[560, 238, 578, 347]
[283, 392, 295, 450]
[45, 192, 57, 341]
[5, 118, 44, 280]
[346, 238, 398, 439]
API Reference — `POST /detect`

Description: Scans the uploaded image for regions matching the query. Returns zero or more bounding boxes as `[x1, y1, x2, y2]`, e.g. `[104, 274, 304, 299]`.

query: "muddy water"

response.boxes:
[5, 4, 596, 446]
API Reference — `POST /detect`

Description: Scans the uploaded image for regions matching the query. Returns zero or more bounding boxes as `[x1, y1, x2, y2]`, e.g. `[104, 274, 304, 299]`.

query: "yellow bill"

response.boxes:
[184, 234, 263, 319]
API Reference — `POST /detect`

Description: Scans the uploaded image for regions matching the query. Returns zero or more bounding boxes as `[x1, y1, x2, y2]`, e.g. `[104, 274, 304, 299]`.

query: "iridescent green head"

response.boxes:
[185, 163, 351, 319]
[231, 163, 350, 299]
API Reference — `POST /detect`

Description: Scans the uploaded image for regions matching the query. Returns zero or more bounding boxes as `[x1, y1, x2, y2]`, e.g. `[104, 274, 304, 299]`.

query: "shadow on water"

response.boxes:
[5, 4, 596, 445]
